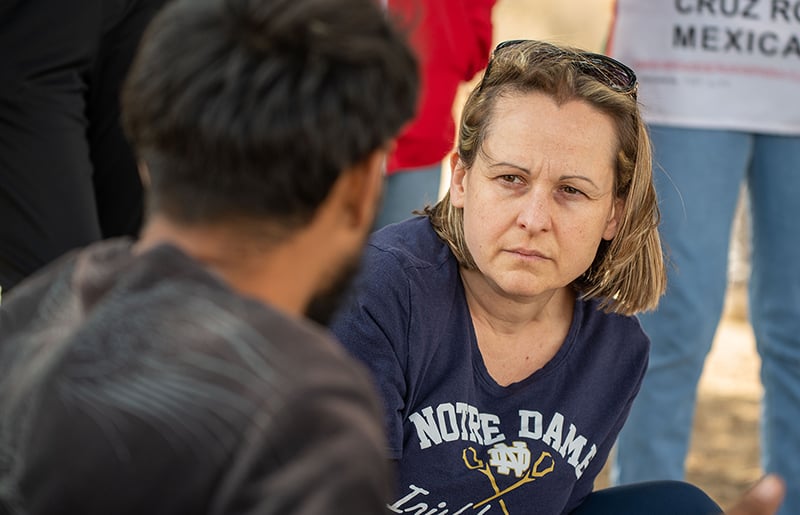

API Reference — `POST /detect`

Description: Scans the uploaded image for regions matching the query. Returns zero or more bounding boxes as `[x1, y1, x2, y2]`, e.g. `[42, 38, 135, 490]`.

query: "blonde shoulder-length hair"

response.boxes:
[425, 40, 665, 316]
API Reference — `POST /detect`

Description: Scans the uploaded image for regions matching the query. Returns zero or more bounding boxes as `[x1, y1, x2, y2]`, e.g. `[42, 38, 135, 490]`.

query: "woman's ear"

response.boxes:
[602, 197, 625, 240]
[449, 153, 468, 208]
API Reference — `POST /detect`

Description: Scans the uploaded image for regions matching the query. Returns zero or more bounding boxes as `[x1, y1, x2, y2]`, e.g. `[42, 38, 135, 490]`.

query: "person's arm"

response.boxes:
[566, 319, 651, 512]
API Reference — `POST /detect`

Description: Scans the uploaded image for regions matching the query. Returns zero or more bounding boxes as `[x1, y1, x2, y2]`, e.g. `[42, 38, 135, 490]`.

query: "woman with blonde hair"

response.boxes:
[331, 39, 721, 513]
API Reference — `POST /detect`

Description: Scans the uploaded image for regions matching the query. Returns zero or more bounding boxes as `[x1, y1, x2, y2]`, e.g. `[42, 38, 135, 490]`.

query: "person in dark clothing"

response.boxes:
[0, 0, 418, 513]
[0, 0, 168, 293]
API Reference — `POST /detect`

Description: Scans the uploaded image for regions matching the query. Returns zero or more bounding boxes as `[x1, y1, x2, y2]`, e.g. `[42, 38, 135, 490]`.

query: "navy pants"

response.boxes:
[573, 481, 722, 514]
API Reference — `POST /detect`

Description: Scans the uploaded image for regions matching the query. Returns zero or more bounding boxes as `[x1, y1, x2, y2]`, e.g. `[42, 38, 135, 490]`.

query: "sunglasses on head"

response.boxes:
[478, 39, 638, 99]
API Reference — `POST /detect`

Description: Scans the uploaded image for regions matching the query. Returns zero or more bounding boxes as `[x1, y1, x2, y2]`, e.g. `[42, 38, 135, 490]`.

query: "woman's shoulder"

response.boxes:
[578, 296, 646, 329]
[568, 297, 650, 379]
[340, 217, 462, 324]
[575, 297, 649, 352]
[364, 216, 455, 275]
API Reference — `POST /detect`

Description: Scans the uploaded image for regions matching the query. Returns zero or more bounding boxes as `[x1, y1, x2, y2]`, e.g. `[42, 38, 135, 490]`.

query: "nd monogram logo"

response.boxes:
[462, 442, 555, 514]
[488, 442, 532, 477]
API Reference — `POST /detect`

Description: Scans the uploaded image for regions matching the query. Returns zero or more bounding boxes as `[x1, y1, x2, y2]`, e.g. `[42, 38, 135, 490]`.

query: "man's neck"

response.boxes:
[136, 216, 316, 319]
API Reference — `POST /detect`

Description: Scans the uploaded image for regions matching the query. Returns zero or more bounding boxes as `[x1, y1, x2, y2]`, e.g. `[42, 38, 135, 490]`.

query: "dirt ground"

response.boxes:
[487, 1, 764, 510]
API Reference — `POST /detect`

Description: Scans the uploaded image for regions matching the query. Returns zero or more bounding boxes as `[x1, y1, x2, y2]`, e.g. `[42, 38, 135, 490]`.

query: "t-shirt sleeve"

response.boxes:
[210, 355, 394, 514]
[330, 246, 411, 460]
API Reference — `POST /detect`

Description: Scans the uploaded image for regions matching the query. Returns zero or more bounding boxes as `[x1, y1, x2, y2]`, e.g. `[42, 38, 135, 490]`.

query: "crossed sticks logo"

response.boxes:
[462, 442, 555, 514]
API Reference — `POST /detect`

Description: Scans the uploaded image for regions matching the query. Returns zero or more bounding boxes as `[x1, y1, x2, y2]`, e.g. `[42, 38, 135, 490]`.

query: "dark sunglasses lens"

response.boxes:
[483, 41, 637, 96]
[494, 39, 526, 53]
[576, 63, 631, 93]
[582, 55, 636, 92]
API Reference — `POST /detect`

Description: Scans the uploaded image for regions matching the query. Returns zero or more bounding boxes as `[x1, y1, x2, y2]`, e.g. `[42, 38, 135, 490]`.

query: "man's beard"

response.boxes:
[305, 254, 362, 326]
[306, 182, 381, 326]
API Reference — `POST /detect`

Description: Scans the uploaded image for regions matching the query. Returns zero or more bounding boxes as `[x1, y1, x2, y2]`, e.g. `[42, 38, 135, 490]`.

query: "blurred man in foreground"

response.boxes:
[0, 0, 417, 512]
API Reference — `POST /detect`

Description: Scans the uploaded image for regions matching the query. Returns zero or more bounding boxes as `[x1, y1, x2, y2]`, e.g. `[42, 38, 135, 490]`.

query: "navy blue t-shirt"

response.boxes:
[331, 217, 649, 514]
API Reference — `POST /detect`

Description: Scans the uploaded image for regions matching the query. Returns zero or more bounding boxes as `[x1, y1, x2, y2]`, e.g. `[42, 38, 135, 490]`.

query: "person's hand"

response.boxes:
[725, 475, 785, 515]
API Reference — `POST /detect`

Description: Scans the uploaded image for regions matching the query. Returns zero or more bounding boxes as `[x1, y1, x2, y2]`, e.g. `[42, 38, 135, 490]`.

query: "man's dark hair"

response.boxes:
[122, 0, 418, 231]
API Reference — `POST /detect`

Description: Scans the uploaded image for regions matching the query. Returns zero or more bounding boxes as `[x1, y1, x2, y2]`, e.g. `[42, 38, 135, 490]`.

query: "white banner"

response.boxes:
[609, 0, 800, 135]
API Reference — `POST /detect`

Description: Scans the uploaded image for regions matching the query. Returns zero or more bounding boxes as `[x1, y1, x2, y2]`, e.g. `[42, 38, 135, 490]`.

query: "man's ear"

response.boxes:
[602, 197, 625, 240]
[340, 147, 386, 229]
[138, 161, 151, 188]
[449, 153, 467, 208]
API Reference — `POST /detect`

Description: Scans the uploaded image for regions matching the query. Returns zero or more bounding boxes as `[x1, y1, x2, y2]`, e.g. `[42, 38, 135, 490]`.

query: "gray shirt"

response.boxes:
[0, 239, 392, 514]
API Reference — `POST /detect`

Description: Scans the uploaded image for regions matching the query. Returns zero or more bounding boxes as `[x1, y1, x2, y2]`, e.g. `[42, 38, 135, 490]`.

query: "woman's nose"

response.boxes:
[516, 187, 553, 232]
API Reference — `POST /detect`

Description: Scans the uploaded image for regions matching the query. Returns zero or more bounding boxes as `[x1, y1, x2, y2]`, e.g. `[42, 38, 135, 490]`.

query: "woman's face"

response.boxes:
[450, 90, 623, 301]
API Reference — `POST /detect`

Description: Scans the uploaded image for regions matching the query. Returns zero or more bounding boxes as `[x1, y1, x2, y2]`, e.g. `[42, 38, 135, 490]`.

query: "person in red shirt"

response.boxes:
[375, 0, 496, 229]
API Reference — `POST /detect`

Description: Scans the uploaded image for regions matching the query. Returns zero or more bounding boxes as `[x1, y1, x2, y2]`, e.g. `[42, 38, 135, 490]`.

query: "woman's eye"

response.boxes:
[561, 185, 584, 196]
[500, 174, 521, 184]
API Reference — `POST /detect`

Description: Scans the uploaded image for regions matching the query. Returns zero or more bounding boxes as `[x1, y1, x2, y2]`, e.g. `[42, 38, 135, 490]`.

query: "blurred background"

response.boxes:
[451, 0, 760, 509]
[493, 0, 613, 50]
